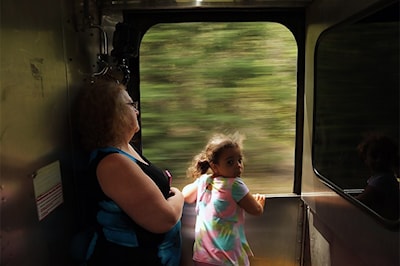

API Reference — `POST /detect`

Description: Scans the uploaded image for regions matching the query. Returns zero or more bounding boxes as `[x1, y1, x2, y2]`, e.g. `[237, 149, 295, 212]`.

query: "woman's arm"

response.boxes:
[97, 153, 184, 234]
[182, 180, 198, 204]
[238, 193, 265, 216]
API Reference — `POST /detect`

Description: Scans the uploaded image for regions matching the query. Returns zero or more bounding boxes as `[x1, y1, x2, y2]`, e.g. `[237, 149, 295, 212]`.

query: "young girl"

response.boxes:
[182, 132, 266, 266]
[355, 133, 399, 220]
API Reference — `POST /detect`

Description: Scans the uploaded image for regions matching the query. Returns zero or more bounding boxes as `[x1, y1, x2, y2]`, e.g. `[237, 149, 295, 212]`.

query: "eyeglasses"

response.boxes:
[127, 102, 138, 110]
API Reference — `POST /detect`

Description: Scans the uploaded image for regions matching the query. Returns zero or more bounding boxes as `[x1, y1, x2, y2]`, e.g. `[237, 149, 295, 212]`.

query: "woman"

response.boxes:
[77, 75, 184, 265]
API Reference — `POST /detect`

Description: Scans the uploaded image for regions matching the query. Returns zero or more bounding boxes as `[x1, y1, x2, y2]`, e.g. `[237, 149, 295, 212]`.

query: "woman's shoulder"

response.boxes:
[94, 150, 145, 179]
[91, 146, 142, 166]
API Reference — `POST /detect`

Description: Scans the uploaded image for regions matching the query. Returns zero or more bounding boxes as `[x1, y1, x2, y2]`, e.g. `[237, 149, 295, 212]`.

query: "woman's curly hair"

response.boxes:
[186, 132, 245, 179]
[77, 76, 133, 151]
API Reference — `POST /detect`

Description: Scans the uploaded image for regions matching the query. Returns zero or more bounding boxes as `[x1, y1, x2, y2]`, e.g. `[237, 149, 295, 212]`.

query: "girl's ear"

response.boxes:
[209, 161, 218, 174]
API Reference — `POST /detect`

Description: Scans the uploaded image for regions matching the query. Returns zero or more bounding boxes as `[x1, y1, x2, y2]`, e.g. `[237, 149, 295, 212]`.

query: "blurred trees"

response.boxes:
[139, 22, 297, 192]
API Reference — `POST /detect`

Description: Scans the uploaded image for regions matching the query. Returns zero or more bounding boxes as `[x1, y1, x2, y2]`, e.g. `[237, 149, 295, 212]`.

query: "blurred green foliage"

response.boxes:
[139, 22, 297, 192]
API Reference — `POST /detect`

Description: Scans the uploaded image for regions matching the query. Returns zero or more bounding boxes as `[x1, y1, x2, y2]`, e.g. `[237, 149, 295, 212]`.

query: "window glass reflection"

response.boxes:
[313, 5, 399, 220]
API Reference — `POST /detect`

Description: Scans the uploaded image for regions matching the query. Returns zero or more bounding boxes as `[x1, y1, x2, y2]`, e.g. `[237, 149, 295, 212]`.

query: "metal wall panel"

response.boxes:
[0, 0, 99, 265]
[181, 196, 304, 266]
[302, 0, 399, 265]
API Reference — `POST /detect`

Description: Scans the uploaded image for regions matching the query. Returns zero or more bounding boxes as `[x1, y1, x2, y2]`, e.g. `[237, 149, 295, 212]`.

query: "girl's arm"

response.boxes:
[182, 180, 198, 204]
[238, 193, 265, 216]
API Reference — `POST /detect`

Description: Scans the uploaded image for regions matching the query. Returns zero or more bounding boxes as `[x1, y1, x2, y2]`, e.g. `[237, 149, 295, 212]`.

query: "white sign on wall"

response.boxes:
[33, 160, 64, 221]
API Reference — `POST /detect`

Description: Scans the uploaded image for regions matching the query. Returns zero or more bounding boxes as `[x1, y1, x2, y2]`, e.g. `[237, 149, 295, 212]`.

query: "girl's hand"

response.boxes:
[238, 193, 265, 215]
[253, 193, 266, 208]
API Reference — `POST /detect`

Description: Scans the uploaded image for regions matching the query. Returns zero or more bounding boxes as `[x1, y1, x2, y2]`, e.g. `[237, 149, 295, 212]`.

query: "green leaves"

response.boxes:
[139, 22, 297, 191]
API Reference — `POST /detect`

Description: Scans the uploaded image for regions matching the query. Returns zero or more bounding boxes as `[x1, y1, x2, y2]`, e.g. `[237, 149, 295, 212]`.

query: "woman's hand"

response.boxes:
[166, 187, 184, 223]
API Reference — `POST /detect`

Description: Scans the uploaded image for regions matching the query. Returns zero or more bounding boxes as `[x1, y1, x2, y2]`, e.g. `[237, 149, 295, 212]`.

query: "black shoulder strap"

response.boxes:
[89, 147, 138, 163]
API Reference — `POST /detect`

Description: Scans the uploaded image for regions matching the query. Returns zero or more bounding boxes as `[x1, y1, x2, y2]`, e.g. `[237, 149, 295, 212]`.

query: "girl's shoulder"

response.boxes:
[199, 173, 212, 182]
[234, 176, 246, 185]
[211, 176, 246, 188]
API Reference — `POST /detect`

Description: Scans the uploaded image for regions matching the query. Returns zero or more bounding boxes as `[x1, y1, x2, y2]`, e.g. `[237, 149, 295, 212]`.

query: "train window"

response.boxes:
[313, 3, 399, 220]
[139, 22, 297, 194]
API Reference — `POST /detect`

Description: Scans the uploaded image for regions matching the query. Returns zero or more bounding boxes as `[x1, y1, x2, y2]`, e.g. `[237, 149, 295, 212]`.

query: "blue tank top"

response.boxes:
[87, 147, 181, 265]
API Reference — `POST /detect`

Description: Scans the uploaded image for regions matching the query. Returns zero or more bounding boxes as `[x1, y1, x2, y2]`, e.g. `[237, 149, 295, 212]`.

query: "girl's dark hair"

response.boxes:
[186, 132, 245, 179]
[357, 132, 399, 175]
